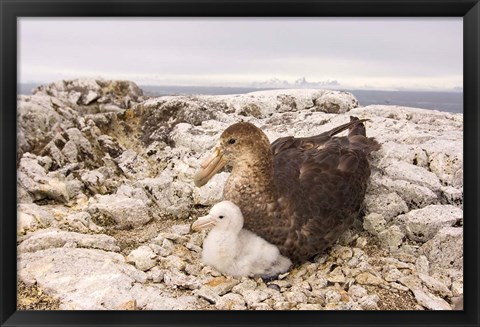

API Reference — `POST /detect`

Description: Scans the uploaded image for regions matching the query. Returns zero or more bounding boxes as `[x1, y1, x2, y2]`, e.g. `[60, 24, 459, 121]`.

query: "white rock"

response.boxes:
[404, 205, 463, 242]
[242, 289, 269, 308]
[199, 276, 240, 296]
[231, 279, 258, 294]
[418, 273, 452, 297]
[411, 288, 452, 310]
[284, 290, 308, 304]
[17, 203, 56, 234]
[88, 193, 151, 228]
[18, 228, 119, 253]
[17, 156, 70, 203]
[378, 225, 405, 250]
[163, 269, 200, 290]
[415, 255, 430, 274]
[358, 294, 379, 310]
[383, 268, 403, 282]
[364, 192, 408, 222]
[159, 255, 186, 271]
[355, 272, 385, 286]
[419, 227, 463, 270]
[383, 160, 442, 191]
[215, 293, 246, 310]
[115, 149, 151, 179]
[126, 246, 157, 271]
[325, 290, 341, 303]
[63, 211, 103, 233]
[363, 213, 386, 235]
[348, 284, 368, 299]
[147, 266, 165, 283]
[18, 247, 153, 310]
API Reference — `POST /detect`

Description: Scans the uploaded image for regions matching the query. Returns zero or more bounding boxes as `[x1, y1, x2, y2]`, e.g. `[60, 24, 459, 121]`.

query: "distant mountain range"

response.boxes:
[251, 77, 340, 89]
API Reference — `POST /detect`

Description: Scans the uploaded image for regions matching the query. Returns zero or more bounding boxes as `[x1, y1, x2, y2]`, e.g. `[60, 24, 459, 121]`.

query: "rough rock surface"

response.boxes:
[17, 79, 463, 310]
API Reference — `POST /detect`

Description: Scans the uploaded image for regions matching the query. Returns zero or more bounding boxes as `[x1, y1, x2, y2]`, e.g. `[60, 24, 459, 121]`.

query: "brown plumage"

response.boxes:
[193, 116, 380, 263]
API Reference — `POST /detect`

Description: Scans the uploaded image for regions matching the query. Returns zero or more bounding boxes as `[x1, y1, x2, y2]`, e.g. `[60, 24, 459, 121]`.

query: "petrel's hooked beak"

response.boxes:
[191, 214, 216, 231]
[193, 143, 227, 187]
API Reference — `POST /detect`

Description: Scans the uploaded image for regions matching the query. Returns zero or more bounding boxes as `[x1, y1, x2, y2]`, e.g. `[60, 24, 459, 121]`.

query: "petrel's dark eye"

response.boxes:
[219, 215, 224, 219]
[228, 139, 236, 145]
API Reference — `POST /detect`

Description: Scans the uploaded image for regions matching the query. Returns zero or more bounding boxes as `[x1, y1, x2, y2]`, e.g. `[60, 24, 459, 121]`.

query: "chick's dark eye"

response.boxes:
[228, 138, 236, 145]
[218, 215, 224, 219]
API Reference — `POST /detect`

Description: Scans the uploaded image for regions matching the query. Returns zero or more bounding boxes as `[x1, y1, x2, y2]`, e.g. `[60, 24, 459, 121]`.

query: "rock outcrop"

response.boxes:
[17, 79, 463, 310]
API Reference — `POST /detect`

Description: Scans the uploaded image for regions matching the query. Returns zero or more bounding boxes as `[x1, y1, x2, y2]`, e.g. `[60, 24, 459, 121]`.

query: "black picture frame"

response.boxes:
[1, 0, 479, 326]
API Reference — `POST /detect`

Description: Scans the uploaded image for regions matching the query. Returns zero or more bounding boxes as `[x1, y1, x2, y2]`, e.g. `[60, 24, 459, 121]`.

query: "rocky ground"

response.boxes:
[17, 79, 463, 310]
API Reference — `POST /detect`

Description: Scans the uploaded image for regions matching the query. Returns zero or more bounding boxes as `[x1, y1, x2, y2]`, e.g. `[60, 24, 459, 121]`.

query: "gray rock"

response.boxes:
[404, 205, 463, 242]
[415, 255, 430, 274]
[377, 225, 405, 250]
[327, 267, 346, 283]
[17, 94, 76, 158]
[17, 203, 56, 234]
[358, 294, 379, 310]
[325, 290, 341, 303]
[80, 170, 107, 195]
[419, 227, 463, 270]
[88, 193, 151, 228]
[18, 247, 151, 309]
[418, 273, 452, 297]
[355, 272, 385, 286]
[159, 255, 186, 271]
[284, 290, 308, 304]
[163, 269, 201, 290]
[17, 155, 70, 203]
[411, 288, 452, 310]
[115, 149, 151, 179]
[364, 192, 408, 222]
[199, 276, 240, 296]
[214, 293, 246, 310]
[383, 160, 442, 191]
[18, 228, 120, 253]
[147, 266, 165, 283]
[63, 211, 104, 233]
[231, 279, 258, 294]
[137, 176, 194, 219]
[383, 268, 403, 282]
[348, 284, 368, 299]
[242, 289, 269, 308]
[363, 213, 386, 235]
[372, 176, 438, 209]
[126, 246, 157, 271]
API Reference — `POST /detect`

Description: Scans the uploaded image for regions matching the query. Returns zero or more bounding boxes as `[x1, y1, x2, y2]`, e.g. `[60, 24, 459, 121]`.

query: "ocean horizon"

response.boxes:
[19, 83, 463, 114]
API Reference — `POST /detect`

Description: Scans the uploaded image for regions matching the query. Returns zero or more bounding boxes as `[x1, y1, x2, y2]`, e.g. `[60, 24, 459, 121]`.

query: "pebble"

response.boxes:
[358, 294, 379, 310]
[126, 246, 157, 271]
[383, 268, 403, 282]
[355, 272, 385, 286]
[242, 290, 269, 308]
[202, 276, 240, 296]
[418, 273, 452, 297]
[215, 293, 246, 310]
[284, 291, 308, 304]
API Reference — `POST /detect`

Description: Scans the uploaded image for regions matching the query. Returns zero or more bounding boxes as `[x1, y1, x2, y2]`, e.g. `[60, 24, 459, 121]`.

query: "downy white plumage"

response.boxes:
[191, 200, 291, 278]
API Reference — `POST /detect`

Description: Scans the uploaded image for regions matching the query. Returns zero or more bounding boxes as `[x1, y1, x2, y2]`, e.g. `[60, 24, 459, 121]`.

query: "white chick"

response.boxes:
[191, 200, 292, 278]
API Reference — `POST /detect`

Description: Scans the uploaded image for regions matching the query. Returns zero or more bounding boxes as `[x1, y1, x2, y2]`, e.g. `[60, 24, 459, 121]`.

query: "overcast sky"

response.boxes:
[18, 18, 462, 91]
